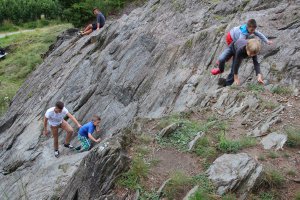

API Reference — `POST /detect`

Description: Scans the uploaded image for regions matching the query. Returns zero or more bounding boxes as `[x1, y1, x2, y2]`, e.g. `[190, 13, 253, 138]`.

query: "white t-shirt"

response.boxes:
[45, 107, 69, 126]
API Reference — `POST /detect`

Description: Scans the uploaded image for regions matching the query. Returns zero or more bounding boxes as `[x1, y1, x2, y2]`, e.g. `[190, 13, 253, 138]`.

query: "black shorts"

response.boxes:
[92, 23, 104, 30]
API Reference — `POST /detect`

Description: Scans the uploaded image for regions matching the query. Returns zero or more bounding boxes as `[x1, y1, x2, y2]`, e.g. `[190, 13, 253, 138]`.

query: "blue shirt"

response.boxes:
[78, 122, 96, 138]
[96, 12, 105, 26]
[229, 24, 269, 44]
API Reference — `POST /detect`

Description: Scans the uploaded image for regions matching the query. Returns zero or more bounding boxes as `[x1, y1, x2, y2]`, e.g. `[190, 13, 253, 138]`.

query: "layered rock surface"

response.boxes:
[0, 0, 299, 199]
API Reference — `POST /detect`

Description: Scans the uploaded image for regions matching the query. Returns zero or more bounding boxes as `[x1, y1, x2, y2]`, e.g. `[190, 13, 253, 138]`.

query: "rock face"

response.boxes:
[206, 153, 263, 200]
[260, 132, 287, 150]
[59, 135, 130, 200]
[0, 0, 299, 199]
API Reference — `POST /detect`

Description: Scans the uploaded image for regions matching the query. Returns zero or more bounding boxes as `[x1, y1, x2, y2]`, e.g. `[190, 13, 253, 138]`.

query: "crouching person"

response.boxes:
[76, 115, 102, 152]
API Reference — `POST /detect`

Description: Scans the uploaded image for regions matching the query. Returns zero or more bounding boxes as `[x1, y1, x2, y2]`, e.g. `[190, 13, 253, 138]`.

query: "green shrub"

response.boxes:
[295, 191, 300, 200]
[163, 171, 193, 199]
[117, 157, 150, 189]
[218, 134, 256, 153]
[247, 83, 265, 93]
[262, 168, 285, 188]
[286, 127, 300, 148]
[271, 86, 292, 95]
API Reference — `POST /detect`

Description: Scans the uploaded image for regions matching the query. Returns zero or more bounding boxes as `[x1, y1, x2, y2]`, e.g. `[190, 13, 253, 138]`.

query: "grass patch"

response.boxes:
[0, 24, 72, 116]
[260, 100, 279, 110]
[164, 173, 215, 200]
[163, 171, 194, 199]
[218, 134, 257, 153]
[258, 192, 276, 200]
[286, 169, 296, 177]
[222, 193, 237, 200]
[262, 168, 285, 188]
[271, 86, 292, 95]
[267, 151, 279, 159]
[285, 127, 300, 148]
[258, 154, 266, 161]
[157, 114, 229, 152]
[117, 157, 150, 190]
[295, 191, 300, 200]
[247, 83, 265, 93]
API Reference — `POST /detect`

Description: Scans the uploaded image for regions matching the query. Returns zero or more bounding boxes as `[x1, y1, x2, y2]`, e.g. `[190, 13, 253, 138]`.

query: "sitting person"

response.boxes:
[75, 115, 102, 152]
[79, 8, 105, 36]
[211, 39, 264, 86]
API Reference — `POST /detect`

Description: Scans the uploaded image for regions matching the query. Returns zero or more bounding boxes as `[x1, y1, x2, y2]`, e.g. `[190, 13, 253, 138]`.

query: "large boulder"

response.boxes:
[206, 153, 263, 200]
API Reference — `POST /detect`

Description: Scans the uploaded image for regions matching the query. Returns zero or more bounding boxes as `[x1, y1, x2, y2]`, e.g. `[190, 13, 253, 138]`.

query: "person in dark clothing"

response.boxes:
[80, 8, 105, 36]
[211, 39, 264, 86]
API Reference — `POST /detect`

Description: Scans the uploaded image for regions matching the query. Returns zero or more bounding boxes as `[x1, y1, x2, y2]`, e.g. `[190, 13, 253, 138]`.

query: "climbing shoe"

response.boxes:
[218, 78, 227, 87]
[54, 150, 60, 158]
[64, 143, 74, 149]
[75, 146, 81, 151]
[211, 68, 222, 75]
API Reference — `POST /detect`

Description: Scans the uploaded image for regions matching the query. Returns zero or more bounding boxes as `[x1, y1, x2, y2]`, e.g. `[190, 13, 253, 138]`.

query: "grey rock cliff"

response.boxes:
[0, 0, 299, 199]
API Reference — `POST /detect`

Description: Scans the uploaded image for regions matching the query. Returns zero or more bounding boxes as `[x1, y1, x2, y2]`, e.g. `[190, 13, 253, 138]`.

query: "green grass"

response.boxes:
[271, 86, 292, 95]
[163, 172, 215, 200]
[260, 100, 279, 110]
[0, 24, 72, 116]
[295, 191, 300, 200]
[247, 83, 265, 93]
[258, 192, 276, 200]
[267, 151, 279, 159]
[157, 115, 228, 151]
[218, 134, 257, 153]
[286, 169, 296, 177]
[163, 171, 194, 199]
[258, 154, 266, 161]
[117, 157, 150, 190]
[262, 168, 285, 188]
[222, 193, 237, 200]
[286, 127, 300, 148]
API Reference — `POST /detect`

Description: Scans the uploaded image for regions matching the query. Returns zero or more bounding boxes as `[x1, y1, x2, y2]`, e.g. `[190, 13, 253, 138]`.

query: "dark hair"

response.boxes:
[55, 101, 64, 110]
[93, 7, 99, 12]
[92, 115, 101, 122]
[247, 19, 257, 28]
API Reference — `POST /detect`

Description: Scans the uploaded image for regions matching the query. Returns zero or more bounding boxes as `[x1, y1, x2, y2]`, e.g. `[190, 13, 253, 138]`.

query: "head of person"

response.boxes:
[54, 101, 64, 113]
[92, 115, 101, 126]
[246, 39, 261, 57]
[93, 8, 100, 15]
[247, 19, 257, 34]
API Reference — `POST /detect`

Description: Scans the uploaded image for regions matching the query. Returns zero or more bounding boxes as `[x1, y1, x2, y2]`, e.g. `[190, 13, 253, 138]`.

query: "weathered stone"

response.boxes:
[188, 132, 204, 151]
[157, 178, 171, 196]
[159, 123, 182, 137]
[207, 153, 263, 199]
[183, 185, 199, 200]
[260, 132, 287, 150]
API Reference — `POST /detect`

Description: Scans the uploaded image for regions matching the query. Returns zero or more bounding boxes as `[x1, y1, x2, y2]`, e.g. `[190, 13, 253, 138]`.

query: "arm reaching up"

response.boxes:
[67, 113, 81, 128]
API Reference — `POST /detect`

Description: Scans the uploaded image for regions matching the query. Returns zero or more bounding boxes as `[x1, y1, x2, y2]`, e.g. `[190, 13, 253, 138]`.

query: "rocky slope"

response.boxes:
[0, 0, 299, 199]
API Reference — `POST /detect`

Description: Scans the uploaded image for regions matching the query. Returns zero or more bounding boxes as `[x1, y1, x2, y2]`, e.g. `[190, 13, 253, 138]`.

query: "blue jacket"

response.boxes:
[229, 24, 269, 44]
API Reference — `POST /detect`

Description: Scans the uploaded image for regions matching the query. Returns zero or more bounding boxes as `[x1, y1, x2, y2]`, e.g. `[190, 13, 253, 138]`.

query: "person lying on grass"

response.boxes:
[211, 38, 264, 86]
[75, 115, 102, 152]
[79, 7, 106, 36]
[44, 101, 81, 158]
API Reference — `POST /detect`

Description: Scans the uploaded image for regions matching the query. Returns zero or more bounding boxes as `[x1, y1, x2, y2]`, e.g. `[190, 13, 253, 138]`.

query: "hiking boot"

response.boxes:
[64, 143, 74, 149]
[75, 146, 81, 151]
[54, 150, 60, 158]
[218, 78, 227, 87]
[211, 68, 222, 75]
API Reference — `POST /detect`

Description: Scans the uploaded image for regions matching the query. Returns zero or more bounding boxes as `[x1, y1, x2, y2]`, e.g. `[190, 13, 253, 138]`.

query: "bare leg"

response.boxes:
[83, 24, 92, 32]
[82, 29, 93, 36]
[51, 126, 59, 150]
[61, 120, 74, 144]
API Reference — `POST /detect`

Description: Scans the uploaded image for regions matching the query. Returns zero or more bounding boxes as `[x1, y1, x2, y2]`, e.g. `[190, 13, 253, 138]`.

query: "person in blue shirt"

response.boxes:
[79, 8, 106, 36]
[75, 115, 101, 151]
[225, 19, 272, 46]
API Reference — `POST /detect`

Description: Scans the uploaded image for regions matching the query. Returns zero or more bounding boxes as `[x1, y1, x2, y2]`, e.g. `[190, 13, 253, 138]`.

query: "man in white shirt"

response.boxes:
[44, 101, 81, 158]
